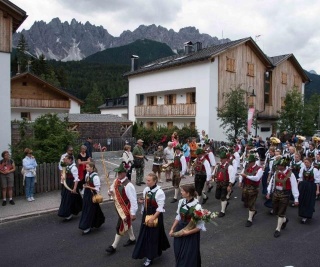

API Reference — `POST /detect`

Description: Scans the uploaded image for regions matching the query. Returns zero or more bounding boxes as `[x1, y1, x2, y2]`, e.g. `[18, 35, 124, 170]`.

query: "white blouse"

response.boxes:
[142, 185, 166, 213]
[175, 198, 206, 231]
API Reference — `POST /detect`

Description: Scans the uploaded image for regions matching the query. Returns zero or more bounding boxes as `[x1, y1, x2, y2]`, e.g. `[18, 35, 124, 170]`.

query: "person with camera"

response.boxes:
[132, 173, 170, 266]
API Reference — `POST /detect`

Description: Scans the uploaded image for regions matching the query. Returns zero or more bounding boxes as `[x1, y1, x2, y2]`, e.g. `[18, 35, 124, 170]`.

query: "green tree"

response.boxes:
[11, 114, 78, 164]
[31, 54, 49, 76]
[277, 88, 313, 135]
[217, 85, 248, 142]
[16, 34, 30, 73]
[82, 84, 104, 113]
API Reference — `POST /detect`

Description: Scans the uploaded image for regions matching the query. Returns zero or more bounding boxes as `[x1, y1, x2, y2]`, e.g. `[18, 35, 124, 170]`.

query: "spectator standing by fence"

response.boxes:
[133, 139, 147, 186]
[84, 137, 93, 158]
[122, 145, 134, 181]
[77, 145, 91, 191]
[0, 151, 16, 206]
[23, 148, 38, 202]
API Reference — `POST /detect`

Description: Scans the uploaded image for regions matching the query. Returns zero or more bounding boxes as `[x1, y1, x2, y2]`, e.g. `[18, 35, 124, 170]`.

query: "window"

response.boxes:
[294, 75, 300, 87]
[147, 96, 157, 106]
[138, 95, 144, 106]
[21, 112, 31, 120]
[164, 94, 176, 105]
[167, 122, 173, 129]
[226, 57, 236, 72]
[186, 92, 196, 104]
[147, 121, 157, 130]
[247, 63, 254, 77]
[281, 72, 287, 84]
[264, 71, 272, 105]
[261, 127, 271, 132]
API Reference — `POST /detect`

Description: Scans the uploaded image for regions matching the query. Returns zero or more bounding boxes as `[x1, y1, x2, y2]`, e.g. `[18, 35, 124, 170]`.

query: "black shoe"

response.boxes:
[218, 212, 225, 217]
[281, 218, 289, 230]
[170, 198, 177, 203]
[290, 203, 296, 207]
[202, 197, 208, 204]
[140, 182, 146, 184]
[207, 186, 213, 193]
[9, 200, 15, 205]
[253, 210, 257, 219]
[82, 229, 91, 235]
[225, 201, 230, 211]
[2, 200, 6, 206]
[245, 220, 253, 227]
[136, 183, 141, 186]
[269, 209, 274, 215]
[123, 239, 136, 247]
[106, 245, 116, 253]
[274, 230, 281, 238]
[301, 218, 307, 224]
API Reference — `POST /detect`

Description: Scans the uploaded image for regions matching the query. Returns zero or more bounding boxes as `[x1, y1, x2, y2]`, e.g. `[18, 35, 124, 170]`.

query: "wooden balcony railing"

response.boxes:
[11, 98, 70, 109]
[135, 103, 196, 117]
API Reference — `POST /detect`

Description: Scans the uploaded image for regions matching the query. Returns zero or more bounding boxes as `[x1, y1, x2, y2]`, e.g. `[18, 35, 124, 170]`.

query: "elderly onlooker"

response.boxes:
[133, 139, 147, 186]
[122, 144, 134, 181]
[163, 142, 174, 182]
[23, 148, 38, 202]
[0, 151, 16, 206]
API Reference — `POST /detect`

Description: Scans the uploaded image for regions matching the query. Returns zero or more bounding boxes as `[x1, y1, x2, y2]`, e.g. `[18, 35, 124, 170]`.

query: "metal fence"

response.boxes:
[77, 137, 137, 152]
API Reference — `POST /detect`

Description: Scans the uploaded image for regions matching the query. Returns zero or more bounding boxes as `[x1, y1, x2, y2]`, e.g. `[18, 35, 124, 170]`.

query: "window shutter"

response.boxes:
[164, 95, 168, 105]
[154, 96, 157, 105]
[173, 94, 176, 104]
[186, 93, 191, 104]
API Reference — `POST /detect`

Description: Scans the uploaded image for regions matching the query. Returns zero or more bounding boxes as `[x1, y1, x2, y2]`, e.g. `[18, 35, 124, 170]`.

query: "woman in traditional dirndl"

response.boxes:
[132, 173, 170, 266]
[79, 162, 105, 234]
[169, 184, 205, 267]
[298, 158, 320, 224]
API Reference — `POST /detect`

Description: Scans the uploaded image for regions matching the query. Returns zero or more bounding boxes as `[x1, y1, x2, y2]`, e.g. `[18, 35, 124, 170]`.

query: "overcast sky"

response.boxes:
[13, 0, 320, 73]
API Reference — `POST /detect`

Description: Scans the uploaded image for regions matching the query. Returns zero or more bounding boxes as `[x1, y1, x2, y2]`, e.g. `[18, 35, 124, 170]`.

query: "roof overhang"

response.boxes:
[0, 0, 28, 32]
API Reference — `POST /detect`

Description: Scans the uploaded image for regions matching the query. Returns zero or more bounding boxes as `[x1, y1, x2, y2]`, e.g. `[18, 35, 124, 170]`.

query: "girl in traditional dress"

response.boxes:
[79, 162, 105, 234]
[132, 173, 170, 266]
[58, 155, 82, 221]
[169, 184, 205, 267]
[171, 132, 179, 148]
[122, 145, 134, 181]
[298, 157, 320, 224]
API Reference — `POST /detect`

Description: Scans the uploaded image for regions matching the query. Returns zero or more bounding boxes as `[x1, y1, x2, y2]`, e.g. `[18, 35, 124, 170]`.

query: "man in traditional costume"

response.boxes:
[170, 145, 187, 203]
[214, 151, 235, 217]
[106, 164, 138, 253]
[239, 154, 263, 227]
[266, 156, 299, 238]
[203, 140, 216, 193]
[193, 148, 211, 204]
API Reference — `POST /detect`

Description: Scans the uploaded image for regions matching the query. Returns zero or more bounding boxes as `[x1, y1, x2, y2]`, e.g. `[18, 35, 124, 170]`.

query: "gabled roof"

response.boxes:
[57, 113, 131, 123]
[124, 37, 273, 77]
[268, 54, 310, 82]
[0, 0, 28, 32]
[11, 72, 84, 105]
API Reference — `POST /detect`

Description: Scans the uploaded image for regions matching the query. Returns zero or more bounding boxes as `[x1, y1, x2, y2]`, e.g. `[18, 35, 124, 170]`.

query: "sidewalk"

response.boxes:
[0, 156, 195, 223]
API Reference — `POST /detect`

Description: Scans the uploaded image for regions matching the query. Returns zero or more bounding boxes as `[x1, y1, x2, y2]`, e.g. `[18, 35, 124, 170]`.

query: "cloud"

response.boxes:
[56, 0, 183, 25]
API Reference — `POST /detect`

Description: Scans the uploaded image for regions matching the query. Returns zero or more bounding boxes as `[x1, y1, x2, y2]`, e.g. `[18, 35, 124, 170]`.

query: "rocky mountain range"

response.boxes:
[12, 18, 230, 61]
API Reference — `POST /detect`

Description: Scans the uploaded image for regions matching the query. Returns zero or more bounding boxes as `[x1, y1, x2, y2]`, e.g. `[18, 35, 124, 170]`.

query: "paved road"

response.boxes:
[1, 184, 320, 267]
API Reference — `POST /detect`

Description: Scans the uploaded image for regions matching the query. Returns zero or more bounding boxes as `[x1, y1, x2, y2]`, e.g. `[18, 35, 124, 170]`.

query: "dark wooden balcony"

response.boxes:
[134, 103, 196, 117]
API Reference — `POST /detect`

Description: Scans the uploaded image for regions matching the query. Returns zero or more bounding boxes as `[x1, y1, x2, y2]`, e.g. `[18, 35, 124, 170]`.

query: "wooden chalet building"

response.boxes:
[0, 0, 27, 153]
[124, 37, 309, 140]
[11, 72, 83, 121]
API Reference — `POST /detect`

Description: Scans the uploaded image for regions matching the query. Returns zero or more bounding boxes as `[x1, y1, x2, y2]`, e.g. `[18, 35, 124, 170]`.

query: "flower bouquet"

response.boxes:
[172, 204, 218, 237]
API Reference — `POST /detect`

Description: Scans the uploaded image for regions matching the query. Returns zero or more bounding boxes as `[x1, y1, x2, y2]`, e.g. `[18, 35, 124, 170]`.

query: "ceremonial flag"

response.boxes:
[247, 108, 255, 134]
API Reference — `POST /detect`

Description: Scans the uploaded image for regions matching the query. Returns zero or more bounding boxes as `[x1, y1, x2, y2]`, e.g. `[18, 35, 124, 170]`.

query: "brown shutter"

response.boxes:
[173, 94, 176, 104]
[186, 93, 191, 104]
[154, 96, 157, 105]
[164, 95, 168, 105]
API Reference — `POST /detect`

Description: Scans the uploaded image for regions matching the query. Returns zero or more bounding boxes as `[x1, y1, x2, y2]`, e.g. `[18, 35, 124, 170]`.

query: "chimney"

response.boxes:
[184, 41, 193, 55]
[195, 42, 202, 52]
[131, 55, 139, 71]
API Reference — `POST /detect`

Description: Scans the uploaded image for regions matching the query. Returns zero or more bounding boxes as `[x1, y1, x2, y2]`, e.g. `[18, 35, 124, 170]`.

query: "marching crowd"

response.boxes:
[1, 131, 320, 267]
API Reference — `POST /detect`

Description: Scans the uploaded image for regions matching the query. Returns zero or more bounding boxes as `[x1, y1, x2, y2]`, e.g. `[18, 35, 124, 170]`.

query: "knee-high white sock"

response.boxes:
[197, 195, 201, 202]
[174, 188, 179, 199]
[112, 234, 121, 249]
[203, 183, 208, 193]
[202, 192, 207, 199]
[276, 217, 285, 231]
[248, 210, 255, 222]
[221, 200, 228, 213]
[127, 226, 135, 241]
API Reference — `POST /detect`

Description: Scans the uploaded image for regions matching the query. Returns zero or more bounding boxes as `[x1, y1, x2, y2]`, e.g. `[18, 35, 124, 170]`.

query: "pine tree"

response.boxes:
[82, 84, 104, 113]
[16, 34, 30, 73]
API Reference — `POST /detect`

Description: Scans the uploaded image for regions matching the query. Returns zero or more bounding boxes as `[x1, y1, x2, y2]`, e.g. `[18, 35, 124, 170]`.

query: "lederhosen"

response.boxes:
[242, 164, 261, 210]
[172, 154, 182, 188]
[152, 151, 164, 173]
[272, 169, 292, 217]
[194, 157, 207, 196]
[115, 179, 131, 234]
[215, 163, 230, 201]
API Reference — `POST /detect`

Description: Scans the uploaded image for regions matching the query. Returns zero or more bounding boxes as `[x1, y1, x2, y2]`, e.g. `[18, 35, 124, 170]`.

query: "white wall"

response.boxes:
[69, 99, 81, 114]
[0, 52, 11, 153]
[100, 107, 128, 118]
[128, 62, 228, 140]
[11, 108, 70, 121]
[256, 122, 273, 140]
